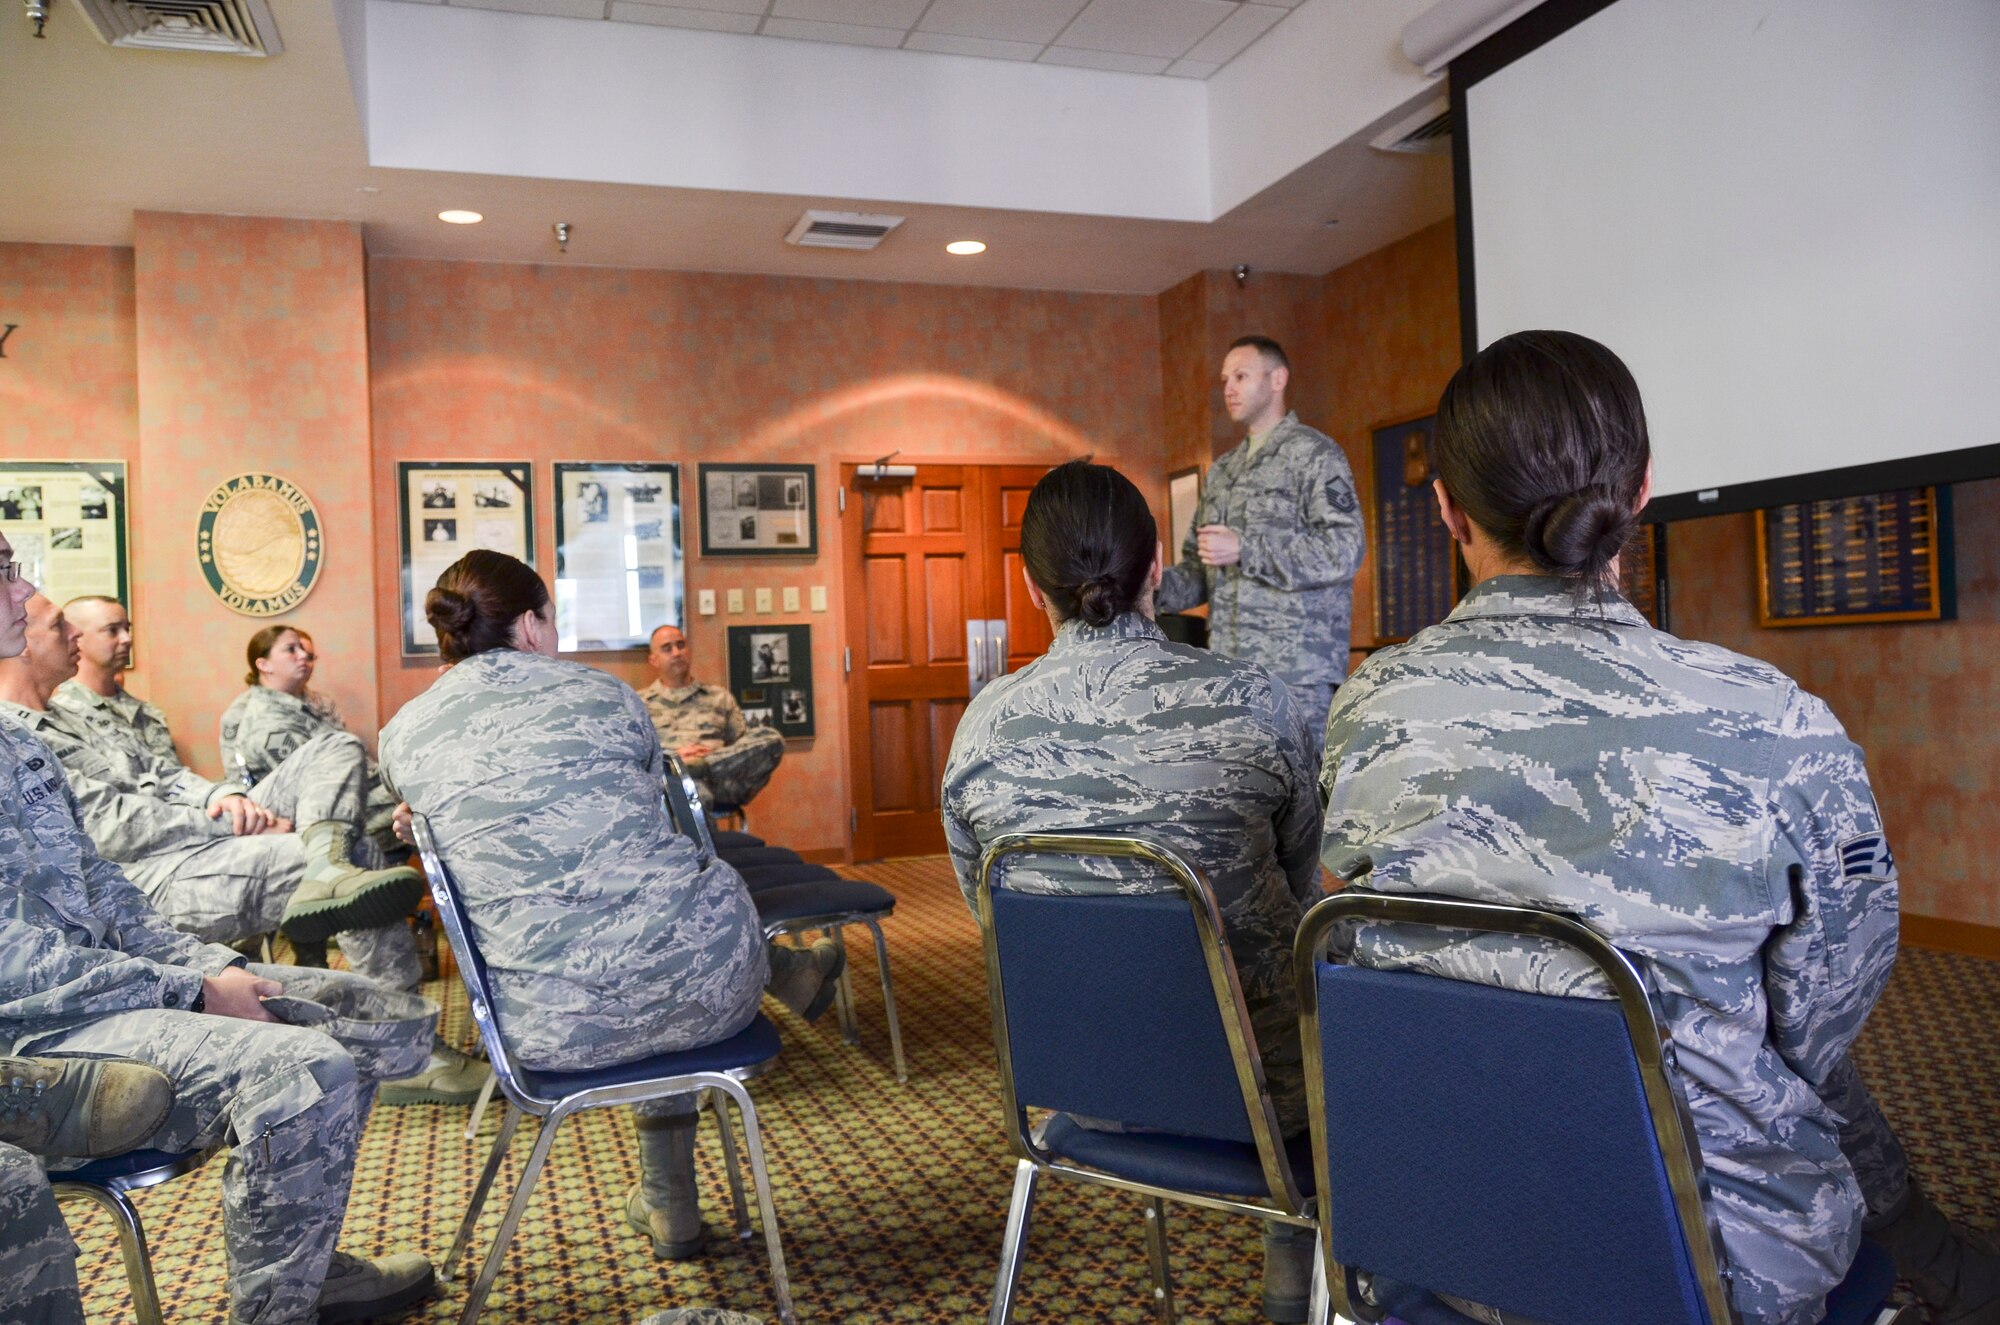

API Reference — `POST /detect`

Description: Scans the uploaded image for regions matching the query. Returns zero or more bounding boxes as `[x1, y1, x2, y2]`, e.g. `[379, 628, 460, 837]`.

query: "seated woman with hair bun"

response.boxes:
[378, 549, 846, 1263]
[940, 460, 1325, 1325]
[1321, 330, 1998, 1325]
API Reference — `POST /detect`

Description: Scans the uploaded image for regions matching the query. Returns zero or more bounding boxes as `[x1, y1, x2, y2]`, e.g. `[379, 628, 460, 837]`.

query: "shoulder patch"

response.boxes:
[1326, 480, 1356, 514]
[1839, 832, 1896, 879]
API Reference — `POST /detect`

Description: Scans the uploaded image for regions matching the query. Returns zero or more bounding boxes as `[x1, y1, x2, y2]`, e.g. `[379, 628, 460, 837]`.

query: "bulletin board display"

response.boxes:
[398, 462, 536, 656]
[0, 461, 129, 607]
[726, 623, 815, 739]
[1369, 414, 1458, 645]
[1756, 486, 1952, 628]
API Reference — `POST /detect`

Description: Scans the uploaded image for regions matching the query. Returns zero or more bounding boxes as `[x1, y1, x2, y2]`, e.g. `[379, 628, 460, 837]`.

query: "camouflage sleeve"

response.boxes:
[939, 707, 992, 916]
[57, 756, 231, 862]
[721, 691, 747, 746]
[624, 684, 668, 782]
[1264, 677, 1325, 904]
[1762, 686, 1901, 1090]
[1155, 485, 1213, 615]
[1238, 445, 1363, 592]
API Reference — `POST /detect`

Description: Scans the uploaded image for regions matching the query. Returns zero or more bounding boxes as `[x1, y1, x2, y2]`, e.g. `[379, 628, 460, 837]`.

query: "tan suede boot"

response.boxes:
[626, 1115, 706, 1260]
[0, 1056, 173, 1158]
[279, 821, 426, 944]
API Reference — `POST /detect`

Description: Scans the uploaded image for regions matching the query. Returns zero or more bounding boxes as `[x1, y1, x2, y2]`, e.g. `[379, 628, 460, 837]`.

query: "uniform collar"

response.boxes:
[0, 698, 57, 729]
[1238, 411, 1303, 459]
[1049, 611, 1165, 651]
[644, 678, 705, 703]
[1445, 574, 1649, 628]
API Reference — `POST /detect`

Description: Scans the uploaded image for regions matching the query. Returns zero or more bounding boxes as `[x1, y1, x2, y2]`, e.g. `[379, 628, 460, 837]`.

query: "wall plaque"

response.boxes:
[197, 472, 322, 617]
[0, 461, 129, 608]
[1756, 486, 1952, 627]
[1369, 413, 1458, 645]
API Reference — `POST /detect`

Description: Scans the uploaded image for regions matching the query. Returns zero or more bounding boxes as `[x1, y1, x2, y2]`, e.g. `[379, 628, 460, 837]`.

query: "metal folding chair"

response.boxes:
[410, 814, 798, 1325]
[665, 755, 908, 1082]
[53, 1146, 221, 1325]
[976, 830, 1324, 1325]
[1294, 889, 1910, 1325]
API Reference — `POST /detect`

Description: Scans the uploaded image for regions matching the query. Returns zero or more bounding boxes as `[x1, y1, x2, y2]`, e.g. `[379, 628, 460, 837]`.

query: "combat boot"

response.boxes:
[0, 1057, 173, 1158]
[379, 1038, 491, 1107]
[626, 1114, 706, 1259]
[766, 937, 846, 1022]
[280, 821, 427, 945]
[1868, 1180, 2000, 1324]
[315, 1248, 435, 1322]
[1260, 1222, 1314, 1323]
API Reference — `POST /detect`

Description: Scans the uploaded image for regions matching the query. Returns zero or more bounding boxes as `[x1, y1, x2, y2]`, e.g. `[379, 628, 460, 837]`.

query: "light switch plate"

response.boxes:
[810, 585, 828, 612]
[726, 589, 745, 614]
[782, 586, 801, 613]
[697, 589, 716, 615]
[754, 587, 774, 614]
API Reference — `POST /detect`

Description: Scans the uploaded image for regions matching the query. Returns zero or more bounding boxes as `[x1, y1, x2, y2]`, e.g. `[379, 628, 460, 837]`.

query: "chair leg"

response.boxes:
[708, 1085, 754, 1241]
[1307, 1232, 1330, 1325]
[443, 1104, 521, 1283]
[1142, 1197, 1176, 1325]
[57, 1184, 165, 1325]
[830, 925, 861, 1046]
[463, 1069, 500, 1142]
[457, 1108, 567, 1325]
[715, 1077, 796, 1325]
[988, 1158, 1040, 1325]
[863, 917, 908, 1082]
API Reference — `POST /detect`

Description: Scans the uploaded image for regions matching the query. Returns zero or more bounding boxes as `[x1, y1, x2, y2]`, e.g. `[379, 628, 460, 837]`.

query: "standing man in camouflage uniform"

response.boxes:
[638, 623, 785, 810]
[1155, 335, 1364, 748]
[0, 594, 424, 992]
[51, 595, 182, 767]
[942, 461, 1324, 1324]
[1320, 331, 1998, 1325]
[0, 532, 437, 1324]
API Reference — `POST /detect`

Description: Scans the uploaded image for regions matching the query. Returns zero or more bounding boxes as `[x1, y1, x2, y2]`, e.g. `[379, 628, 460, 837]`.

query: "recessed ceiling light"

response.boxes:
[438, 210, 484, 225]
[945, 240, 987, 256]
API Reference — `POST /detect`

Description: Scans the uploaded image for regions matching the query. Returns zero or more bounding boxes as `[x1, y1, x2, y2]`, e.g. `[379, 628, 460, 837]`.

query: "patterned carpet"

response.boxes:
[70, 857, 2000, 1324]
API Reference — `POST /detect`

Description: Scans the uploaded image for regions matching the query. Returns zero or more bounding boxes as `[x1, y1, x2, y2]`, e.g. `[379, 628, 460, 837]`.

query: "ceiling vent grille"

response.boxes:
[1371, 99, 1452, 156]
[71, 0, 283, 56]
[784, 210, 906, 252]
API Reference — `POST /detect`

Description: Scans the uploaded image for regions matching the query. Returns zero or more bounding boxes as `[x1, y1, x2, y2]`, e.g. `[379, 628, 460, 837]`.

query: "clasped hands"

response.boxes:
[1195, 524, 1242, 567]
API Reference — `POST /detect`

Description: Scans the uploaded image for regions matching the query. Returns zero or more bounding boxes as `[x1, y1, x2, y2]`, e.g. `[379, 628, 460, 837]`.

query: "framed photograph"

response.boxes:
[698, 463, 818, 557]
[1756, 486, 1953, 628]
[553, 462, 684, 652]
[0, 461, 130, 608]
[727, 623, 815, 738]
[1368, 413, 1459, 645]
[1167, 466, 1202, 560]
[398, 462, 535, 656]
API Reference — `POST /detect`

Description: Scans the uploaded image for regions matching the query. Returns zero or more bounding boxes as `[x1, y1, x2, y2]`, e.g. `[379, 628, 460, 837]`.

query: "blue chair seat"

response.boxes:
[1042, 1113, 1315, 1200]
[713, 830, 766, 850]
[752, 881, 895, 926]
[722, 846, 806, 869]
[739, 863, 843, 891]
[510, 1014, 782, 1103]
[54, 1148, 203, 1186]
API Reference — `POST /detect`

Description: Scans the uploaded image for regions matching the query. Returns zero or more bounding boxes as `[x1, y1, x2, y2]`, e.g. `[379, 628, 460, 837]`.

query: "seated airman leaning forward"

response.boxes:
[0, 593, 426, 994]
[50, 594, 183, 768]
[220, 625, 402, 859]
[0, 533, 438, 1324]
[639, 623, 785, 812]
[1319, 330, 2000, 1325]
[939, 461, 1326, 1325]
[379, 550, 845, 1261]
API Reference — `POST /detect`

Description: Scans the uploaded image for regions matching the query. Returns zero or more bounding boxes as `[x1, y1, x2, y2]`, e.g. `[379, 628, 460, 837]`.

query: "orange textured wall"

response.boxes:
[0, 243, 137, 461]
[1320, 219, 1463, 645]
[367, 259, 1166, 856]
[133, 214, 379, 778]
[1670, 488, 2000, 928]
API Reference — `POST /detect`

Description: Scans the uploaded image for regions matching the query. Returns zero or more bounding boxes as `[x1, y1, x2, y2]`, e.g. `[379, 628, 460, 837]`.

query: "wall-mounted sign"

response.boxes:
[553, 461, 684, 652]
[197, 472, 322, 617]
[397, 461, 536, 655]
[0, 461, 129, 607]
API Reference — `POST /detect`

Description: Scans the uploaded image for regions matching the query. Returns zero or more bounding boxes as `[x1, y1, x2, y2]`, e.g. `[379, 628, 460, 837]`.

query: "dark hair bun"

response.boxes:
[1522, 485, 1635, 581]
[425, 586, 480, 639]
[1019, 461, 1158, 629]
[1076, 577, 1121, 628]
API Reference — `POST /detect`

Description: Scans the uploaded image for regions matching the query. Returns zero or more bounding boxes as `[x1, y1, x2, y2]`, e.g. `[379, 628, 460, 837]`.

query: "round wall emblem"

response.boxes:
[197, 473, 323, 617]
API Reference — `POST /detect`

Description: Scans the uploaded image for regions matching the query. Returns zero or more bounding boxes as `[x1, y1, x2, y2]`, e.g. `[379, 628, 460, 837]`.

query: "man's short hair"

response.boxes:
[1228, 335, 1290, 373]
[650, 622, 685, 646]
[62, 594, 124, 612]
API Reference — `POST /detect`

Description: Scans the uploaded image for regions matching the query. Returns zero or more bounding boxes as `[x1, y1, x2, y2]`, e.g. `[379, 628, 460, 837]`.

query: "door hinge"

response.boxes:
[838, 485, 846, 514]
[843, 646, 851, 676]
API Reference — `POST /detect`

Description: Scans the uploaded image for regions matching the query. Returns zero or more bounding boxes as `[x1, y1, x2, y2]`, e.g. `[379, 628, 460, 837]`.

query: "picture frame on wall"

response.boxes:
[1167, 466, 1202, 560]
[1368, 413, 1458, 646]
[726, 623, 815, 739]
[552, 462, 684, 652]
[698, 463, 817, 558]
[1754, 486, 1952, 628]
[397, 461, 535, 656]
[0, 460, 130, 610]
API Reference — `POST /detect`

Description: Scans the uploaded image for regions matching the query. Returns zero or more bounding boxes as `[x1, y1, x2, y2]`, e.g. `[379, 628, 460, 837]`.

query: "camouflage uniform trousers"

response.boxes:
[688, 728, 785, 810]
[33, 965, 432, 1325]
[136, 730, 420, 991]
[0, 1141, 84, 1325]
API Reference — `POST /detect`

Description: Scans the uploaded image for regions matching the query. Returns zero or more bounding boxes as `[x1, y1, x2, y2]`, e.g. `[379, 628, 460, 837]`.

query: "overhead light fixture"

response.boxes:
[438, 210, 483, 225]
[945, 240, 987, 256]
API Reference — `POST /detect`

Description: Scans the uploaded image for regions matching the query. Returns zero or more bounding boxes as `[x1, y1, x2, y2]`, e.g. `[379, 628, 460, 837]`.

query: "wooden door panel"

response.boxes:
[862, 484, 906, 533]
[864, 556, 910, 664]
[924, 554, 969, 664]
[1000, 550, 1053, 663]
[869, 701, 918, 811]
[921, 486, 964, 532]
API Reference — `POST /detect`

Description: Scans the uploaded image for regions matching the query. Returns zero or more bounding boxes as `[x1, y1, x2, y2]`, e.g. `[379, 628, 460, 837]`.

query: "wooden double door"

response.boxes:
[841, 464, 1054, 859]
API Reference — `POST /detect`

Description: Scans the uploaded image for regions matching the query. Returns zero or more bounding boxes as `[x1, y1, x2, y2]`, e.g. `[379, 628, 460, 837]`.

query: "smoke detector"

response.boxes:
[1371, 98, 1452, 156]
[784, 210, 905, 252]
[71, 0, 282, 56]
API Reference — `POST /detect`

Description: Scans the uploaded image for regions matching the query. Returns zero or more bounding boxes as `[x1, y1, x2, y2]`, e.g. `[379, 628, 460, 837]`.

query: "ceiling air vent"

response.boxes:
[784, 210, 906, 252]
[1370, 98, 1452, 156]
[71, 0, 283, 56]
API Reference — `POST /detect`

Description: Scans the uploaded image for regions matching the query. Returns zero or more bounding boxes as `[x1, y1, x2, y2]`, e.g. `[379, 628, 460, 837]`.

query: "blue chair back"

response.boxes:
[977, 832, 1289, 1172]
[1295, 891, 1736, 1325]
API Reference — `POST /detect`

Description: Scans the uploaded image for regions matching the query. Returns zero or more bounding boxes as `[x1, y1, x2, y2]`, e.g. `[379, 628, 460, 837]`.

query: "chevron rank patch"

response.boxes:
[1839, 832, 1896, 880]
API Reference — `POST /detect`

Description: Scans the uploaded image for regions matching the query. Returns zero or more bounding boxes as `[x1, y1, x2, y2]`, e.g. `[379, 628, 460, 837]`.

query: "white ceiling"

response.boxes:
[0, 0, 1453, 294]
[394, 0, 1299, 78]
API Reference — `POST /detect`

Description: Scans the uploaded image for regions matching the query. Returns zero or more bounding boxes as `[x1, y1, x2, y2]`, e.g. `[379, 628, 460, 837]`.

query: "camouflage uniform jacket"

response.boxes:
[217, 685, 399, 846]
[638, 679, 786, 807]
[380, 649, 768, 1072]
[1155, 412, 1365, 688]
[1320, 576, 1899, 1325]
[0, 700, 241, 868]
[941, 611, 1323, 1131]
[51, 678, 181, 767]
[0, 712, 243, 1053]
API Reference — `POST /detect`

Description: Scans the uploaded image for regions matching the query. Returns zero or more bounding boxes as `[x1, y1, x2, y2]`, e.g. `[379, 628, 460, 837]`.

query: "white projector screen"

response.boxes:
[1459, 0, 2000, 519]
